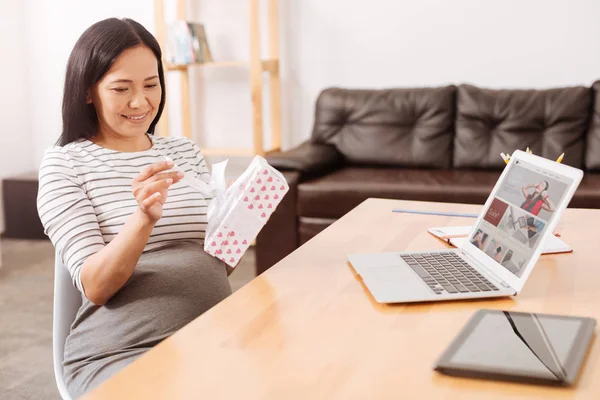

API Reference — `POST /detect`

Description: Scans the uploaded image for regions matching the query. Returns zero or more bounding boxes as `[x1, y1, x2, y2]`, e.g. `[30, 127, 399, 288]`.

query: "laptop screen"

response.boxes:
[467, 159, 573, 277]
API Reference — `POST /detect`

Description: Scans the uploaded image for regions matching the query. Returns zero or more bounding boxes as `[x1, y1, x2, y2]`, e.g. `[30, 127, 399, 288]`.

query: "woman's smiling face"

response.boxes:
[88, 45, 161, 141]
[535, 182, 547, 193]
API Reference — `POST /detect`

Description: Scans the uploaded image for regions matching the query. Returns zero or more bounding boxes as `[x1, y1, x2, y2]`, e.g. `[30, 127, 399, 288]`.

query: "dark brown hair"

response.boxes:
[58, 18, 166, 146]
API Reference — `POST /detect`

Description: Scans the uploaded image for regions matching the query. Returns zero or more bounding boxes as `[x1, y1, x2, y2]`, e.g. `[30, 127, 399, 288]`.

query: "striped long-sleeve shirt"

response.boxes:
[37, 135, 212, 293]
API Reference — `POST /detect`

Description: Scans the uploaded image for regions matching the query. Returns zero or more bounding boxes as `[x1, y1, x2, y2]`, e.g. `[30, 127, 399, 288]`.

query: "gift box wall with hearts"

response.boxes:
[204, 156, 289, 267]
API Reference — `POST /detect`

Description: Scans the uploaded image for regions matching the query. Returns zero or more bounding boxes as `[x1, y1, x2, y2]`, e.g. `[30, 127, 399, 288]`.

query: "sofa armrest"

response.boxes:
[267, 141, 343, 178]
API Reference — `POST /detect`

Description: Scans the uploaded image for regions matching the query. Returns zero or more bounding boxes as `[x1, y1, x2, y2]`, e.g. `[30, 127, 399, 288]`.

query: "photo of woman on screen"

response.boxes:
[521, 181, 555, 216]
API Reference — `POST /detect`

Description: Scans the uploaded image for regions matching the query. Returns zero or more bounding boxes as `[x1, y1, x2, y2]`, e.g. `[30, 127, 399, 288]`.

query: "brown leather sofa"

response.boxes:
[255, 83, 600, 274]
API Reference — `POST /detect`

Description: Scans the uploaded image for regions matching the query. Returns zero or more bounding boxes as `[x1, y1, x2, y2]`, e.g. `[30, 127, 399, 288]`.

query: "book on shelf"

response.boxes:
[166, 20, 213, 65]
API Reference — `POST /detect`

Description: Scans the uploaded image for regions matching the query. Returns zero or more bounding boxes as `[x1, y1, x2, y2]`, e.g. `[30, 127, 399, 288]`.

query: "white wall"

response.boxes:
[283, 0, 600, 145]
[0, 0, 32, 231]
[23, 0, 155, 168]
[0, 0, 32, 175]
[12, 0, 600, 171]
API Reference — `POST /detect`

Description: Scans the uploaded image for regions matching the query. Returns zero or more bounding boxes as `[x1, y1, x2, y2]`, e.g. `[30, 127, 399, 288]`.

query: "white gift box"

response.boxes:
[203, 156, 289, 267]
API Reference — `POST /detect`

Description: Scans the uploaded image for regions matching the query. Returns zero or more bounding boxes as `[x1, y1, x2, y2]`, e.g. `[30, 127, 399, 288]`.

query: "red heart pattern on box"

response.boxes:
[242, 168, 286, 221]
[206, 227, 249, 266]
[205, 167, 289, 267]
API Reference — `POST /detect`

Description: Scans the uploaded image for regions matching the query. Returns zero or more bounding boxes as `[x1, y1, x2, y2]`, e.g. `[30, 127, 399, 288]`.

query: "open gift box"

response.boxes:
[204, 156, 289, 267]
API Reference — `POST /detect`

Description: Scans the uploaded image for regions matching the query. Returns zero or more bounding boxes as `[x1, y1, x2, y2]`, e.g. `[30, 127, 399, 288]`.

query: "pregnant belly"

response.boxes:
[64, 241, 232, 366]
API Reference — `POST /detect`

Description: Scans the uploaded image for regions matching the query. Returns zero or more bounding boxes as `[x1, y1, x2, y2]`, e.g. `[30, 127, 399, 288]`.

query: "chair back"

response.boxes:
[53, 253, 81, 400]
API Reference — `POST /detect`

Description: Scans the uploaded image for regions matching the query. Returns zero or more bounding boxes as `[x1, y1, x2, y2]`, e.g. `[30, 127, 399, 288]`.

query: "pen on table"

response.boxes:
[556, 153, 564, 163]
[392, 209, 479, 218]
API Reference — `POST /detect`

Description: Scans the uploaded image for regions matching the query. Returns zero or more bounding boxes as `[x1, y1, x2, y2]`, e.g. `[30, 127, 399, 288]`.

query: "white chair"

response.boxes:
[53, 254, 81, 400]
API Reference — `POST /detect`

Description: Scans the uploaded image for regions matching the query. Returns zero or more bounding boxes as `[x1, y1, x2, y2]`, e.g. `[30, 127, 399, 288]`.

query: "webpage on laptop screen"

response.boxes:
[468, 159, 572, 277]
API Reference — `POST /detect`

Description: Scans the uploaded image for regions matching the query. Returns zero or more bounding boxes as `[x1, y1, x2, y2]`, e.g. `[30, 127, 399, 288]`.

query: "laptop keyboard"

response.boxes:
[400, 252, 500, 295]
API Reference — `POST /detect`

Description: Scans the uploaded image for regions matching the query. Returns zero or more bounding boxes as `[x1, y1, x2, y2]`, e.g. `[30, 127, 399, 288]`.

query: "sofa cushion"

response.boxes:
[573, 174, 600, 208]
[586, 81, 600, 171]
[297, 167, 600, 219]
[298, 167, 501, 219]
[311, 86, 456, 169]
[454, 85, 591, 170]
[298, 217, 334, 246]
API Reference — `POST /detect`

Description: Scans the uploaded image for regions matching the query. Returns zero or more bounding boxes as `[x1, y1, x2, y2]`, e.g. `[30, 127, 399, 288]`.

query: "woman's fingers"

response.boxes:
[137, 179, 173, 201]
[140, 192, 162, 212]
[132, 170, 183, 198]
[131, 161, 184, 220]
[146, 171, 184, 185]
[133, 160, 174, 184]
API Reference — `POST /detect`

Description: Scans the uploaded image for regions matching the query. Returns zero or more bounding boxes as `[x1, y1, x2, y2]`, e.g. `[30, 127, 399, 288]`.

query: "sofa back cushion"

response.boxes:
[311, 86, 456, 169]
[586, 81, 600, 171]
[454, 84, 590, 170]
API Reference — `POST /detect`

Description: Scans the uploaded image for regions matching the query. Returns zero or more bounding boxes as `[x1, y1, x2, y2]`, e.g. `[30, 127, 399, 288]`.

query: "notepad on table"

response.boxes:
[428, 225, 572, 255]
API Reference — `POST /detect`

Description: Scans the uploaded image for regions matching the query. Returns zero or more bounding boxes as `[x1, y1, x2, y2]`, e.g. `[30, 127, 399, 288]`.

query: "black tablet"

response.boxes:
[434, 309, 596, 386]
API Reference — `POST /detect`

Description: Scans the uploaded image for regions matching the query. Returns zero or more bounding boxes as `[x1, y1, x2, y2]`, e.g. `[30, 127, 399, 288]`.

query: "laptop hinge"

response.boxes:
[459, 249, 512, 289]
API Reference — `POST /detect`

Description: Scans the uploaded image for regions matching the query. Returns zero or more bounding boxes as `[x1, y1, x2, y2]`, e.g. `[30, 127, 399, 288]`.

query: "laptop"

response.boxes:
[347, 150, 583, 303]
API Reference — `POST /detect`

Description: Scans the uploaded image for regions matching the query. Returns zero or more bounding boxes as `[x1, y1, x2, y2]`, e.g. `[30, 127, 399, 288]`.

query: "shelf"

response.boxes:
[202, 146, 281, 157]
[155, 0, 282, 156]
[166, 59, 278, 73]
[201, 148, 255, 157]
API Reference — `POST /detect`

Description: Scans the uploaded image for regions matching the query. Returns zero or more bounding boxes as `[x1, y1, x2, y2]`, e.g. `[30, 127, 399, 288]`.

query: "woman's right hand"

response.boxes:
[132, 160, 184, 222]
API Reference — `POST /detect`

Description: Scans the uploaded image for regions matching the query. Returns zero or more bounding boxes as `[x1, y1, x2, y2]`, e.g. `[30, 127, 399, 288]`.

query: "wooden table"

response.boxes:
[84, 199, 600, 399]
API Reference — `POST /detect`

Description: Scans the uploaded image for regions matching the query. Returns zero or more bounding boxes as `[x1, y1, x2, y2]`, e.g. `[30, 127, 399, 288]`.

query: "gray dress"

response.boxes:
[63, 240, 232, 398]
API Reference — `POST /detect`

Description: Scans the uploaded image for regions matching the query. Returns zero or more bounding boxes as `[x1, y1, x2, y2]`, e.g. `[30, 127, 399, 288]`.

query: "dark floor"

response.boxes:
[0, 239, 256, 400]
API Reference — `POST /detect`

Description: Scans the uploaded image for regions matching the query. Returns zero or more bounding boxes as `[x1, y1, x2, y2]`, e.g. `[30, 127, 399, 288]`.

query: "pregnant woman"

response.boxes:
[37, 18, 232, 397]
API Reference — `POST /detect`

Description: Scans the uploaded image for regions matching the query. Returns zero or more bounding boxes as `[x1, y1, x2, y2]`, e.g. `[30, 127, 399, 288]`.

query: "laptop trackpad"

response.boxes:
[361, 265, 431, 303]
